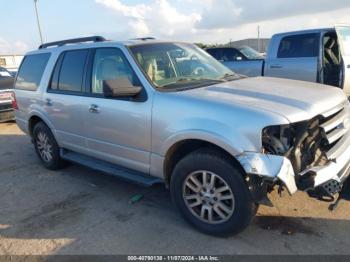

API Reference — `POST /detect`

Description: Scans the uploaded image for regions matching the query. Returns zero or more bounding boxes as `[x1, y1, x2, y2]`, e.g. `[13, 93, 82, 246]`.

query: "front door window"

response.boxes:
[91, 48, 141, 95]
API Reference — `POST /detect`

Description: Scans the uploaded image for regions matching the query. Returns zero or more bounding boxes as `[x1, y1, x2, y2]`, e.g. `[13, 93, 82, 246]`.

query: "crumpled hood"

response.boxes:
[182, 77, 347, 123]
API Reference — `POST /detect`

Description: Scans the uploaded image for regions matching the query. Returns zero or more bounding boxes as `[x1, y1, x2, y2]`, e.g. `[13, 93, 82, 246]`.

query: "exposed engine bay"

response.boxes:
[262, 118, 329, 175]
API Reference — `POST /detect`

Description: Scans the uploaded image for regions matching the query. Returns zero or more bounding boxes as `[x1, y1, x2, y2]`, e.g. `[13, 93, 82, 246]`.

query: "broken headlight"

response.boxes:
[262, 119, 327, 174]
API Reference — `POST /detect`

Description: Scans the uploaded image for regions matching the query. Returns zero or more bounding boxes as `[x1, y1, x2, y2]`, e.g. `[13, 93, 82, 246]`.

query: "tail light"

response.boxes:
[10, 91, 18, 110]
[0, 91, 18, 109]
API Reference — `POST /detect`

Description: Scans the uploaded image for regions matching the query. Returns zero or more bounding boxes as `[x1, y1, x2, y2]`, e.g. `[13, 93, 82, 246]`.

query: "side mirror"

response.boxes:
[103, 77, 142, 98]
[236, 56, 243, 61]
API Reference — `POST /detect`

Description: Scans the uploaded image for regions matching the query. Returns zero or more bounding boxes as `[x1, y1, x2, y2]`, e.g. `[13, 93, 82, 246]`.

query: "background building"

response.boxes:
[229, 38, 270, 53]
[0, 55, 24, 72]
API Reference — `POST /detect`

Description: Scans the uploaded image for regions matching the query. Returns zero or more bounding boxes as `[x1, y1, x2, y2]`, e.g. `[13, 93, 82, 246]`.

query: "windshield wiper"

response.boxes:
[161, 78, 224, 88]
[220, 73, 240, 81]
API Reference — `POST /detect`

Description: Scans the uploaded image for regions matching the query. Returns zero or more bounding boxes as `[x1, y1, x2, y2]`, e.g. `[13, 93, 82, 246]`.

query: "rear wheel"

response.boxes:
[33, 122, 66, 170]
[170, 148, 257, 236]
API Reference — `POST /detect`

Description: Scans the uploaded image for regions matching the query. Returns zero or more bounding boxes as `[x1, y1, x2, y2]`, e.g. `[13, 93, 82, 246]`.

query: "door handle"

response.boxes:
[270, 64, 283, 69]
[46, 98, 53, 106]
[89, 104, 100, 113]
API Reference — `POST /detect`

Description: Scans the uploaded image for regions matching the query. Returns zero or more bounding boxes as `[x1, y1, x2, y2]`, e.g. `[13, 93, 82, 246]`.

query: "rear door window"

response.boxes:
[206, 49, 223, 60]
[222, 48, 245, 61]
[277, 33, 320, 58]
[15, 53, 50, 91]
[55, 49, 88, 92]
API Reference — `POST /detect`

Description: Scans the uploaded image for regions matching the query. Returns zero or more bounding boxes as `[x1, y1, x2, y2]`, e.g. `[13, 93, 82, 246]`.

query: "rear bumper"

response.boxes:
[0, 104, 14, 122]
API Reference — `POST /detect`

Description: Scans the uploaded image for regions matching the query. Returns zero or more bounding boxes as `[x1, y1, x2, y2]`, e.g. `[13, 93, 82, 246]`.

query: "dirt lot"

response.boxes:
[0, 122, 349, 255]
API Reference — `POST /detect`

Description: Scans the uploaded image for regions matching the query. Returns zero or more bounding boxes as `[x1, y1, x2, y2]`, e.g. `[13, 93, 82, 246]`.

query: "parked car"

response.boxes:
[7, 70, 17, 77]
[14, 36, 350, 236]
[210, 26, 350, 96]
[0, 67, 15, 122]
[206, 46, 264, 77]
[0, 66, 12, 76]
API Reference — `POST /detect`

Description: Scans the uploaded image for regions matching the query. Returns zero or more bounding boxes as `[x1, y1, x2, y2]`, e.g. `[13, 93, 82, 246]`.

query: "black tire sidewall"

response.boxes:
[170, 149, 256, 236]
[33, 122, 63, 170]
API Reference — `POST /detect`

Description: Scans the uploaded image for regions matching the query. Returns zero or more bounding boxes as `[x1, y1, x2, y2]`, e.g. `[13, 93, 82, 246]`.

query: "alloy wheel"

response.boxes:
[183, 170, 235, 224]
[36, 131, 53, 163]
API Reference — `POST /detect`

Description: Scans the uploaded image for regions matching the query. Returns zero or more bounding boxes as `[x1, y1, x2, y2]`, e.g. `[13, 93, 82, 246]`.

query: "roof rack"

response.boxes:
[38, 36, 106, 49]
[131, 37, 156, 41]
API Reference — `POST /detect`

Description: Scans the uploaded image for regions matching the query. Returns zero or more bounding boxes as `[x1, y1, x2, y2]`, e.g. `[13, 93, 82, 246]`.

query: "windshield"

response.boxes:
[129, 43, 239, 89]
[336, 26, 350, 56]
[238, 46, 263, 59]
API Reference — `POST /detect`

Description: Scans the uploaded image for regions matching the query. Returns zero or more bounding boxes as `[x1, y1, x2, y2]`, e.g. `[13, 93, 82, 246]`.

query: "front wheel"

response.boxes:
[170, 148, 257, 236]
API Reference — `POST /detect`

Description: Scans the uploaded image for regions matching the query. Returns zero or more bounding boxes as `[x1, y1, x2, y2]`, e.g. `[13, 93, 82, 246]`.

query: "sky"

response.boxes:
[1, 0, 350, 54]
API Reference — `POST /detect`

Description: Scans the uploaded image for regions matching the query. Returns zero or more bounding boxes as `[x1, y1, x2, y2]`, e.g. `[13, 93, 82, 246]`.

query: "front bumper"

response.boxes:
[237, 153, 298, 194]
[302, 132, 350, 186]
[300, 132, 350, 198]
[237, 102, 350, 203]
[237, 143, 350, 197]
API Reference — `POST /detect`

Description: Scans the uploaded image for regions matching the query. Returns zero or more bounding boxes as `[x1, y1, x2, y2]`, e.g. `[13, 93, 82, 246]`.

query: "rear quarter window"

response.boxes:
[15, 53, 51, 91]
[277, 33, 320, 58]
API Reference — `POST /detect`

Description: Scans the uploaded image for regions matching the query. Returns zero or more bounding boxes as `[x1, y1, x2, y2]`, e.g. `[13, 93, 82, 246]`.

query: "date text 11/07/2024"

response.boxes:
[127, 255, 220, 261]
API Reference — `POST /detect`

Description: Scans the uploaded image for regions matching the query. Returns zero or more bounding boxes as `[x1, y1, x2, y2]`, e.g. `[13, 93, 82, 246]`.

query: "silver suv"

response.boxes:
[14, 36, 350, 236]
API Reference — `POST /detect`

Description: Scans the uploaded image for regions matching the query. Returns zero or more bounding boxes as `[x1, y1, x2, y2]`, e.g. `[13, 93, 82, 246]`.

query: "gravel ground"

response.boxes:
[0, 122, 349, 255]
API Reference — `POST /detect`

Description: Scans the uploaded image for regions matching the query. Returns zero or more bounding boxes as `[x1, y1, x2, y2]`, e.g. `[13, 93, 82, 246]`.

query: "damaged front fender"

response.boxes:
[237, 152, 298, 195]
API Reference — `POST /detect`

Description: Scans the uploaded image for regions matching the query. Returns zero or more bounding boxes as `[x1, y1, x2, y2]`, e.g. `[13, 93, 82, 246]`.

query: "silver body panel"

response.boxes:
[81, 95, 152, 174]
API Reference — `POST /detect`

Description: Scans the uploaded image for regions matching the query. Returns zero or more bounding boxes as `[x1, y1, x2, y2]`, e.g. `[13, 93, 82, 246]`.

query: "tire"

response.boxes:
[33, 122, 66, 170]
[170, 148, 257, 236]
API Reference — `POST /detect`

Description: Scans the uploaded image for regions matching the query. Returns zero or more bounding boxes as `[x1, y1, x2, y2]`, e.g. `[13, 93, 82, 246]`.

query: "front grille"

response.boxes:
[319, 103, 350, 160]
[321, 108, 347, 143]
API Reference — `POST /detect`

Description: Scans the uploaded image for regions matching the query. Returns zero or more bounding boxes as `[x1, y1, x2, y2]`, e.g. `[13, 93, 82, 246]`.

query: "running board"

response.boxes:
[60, 149, 163, 187]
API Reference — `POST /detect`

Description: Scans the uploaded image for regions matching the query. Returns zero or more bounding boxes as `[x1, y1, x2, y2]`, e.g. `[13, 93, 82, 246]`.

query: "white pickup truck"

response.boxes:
[207, 25, 350, 96]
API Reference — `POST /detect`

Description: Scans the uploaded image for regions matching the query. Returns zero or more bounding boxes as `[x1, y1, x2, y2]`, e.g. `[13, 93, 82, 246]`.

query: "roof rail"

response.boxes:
[131, 37, 156, 41]
[38, 36, 106, 49]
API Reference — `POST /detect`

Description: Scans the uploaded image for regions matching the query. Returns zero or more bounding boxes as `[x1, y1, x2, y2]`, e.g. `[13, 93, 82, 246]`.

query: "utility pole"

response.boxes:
[34, 0, 44, 44]
[257, 25, 260, 53]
